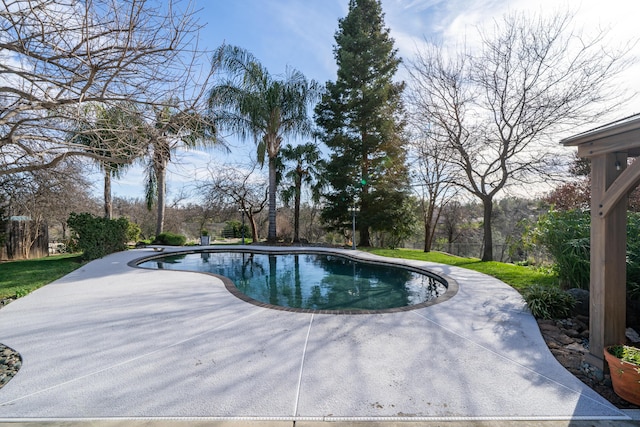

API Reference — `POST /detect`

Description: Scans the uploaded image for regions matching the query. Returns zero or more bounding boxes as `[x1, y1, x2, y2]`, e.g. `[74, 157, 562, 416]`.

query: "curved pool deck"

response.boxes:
[0, 246, 633, 425]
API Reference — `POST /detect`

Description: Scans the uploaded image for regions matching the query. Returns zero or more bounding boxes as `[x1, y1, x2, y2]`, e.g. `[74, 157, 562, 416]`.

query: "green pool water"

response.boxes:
[138, 251, 447, 311]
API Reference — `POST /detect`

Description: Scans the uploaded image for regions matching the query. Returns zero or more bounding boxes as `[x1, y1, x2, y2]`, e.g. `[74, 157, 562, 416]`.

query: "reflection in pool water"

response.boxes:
[139, 252, 447, 311]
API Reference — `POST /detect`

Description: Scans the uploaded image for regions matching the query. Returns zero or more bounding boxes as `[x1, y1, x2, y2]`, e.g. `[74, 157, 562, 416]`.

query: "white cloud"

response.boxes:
[385, 0, 640, 119]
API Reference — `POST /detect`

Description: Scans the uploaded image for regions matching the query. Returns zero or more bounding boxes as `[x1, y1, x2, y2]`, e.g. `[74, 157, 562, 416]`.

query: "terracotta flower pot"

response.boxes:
[604, 346, 640, 406]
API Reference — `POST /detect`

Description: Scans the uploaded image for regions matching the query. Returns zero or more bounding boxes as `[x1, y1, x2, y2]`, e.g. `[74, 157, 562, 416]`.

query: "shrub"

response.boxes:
[222, 220, 249, 239]
[526, 209, 590, 289]
[528, 209, 640, 291]
[523, 284, 575, 319]
[153, 232, 186, 246]
[126, 221, 141, 243]
[626, 214, 640, 296]
[67, 212, 129, 260]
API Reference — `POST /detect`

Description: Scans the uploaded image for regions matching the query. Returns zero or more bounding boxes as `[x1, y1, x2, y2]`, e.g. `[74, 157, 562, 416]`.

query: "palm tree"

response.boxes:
[71, 103, 144, 218]
[142, 104, 218, 236]
[278, 142, 324, 243]
[208, 44, 320, 242]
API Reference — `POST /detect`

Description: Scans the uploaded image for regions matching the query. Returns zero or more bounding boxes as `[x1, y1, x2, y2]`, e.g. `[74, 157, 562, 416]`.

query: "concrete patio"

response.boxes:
[0, 247, 636, 426]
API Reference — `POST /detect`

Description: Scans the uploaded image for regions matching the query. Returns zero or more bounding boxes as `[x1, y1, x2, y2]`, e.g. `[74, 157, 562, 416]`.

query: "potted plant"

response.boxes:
[200, 229, 210, 246]
[604, 344, 640, 405]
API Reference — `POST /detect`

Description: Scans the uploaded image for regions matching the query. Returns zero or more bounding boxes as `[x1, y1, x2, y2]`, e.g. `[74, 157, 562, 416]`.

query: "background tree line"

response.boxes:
[0, 0, 635, 262]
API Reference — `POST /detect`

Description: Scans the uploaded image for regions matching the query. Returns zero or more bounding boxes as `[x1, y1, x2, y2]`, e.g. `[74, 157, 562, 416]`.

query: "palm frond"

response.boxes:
[257, 139, 266, 166]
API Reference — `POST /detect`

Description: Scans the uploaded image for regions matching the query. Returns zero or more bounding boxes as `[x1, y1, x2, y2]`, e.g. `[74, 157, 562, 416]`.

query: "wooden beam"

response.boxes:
[598, 157, 640, 217]
[576, 129, 640, 158]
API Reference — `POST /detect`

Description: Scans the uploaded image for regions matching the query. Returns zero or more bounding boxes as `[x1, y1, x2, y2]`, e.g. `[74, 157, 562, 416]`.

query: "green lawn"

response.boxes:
[365, 248, 557, 291]
[0, 254, 84, 299]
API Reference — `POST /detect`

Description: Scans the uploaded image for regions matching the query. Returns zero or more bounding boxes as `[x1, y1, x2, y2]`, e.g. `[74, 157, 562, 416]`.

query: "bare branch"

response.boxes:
[200, 161, 268, 242]
[0, 0, 216, 176]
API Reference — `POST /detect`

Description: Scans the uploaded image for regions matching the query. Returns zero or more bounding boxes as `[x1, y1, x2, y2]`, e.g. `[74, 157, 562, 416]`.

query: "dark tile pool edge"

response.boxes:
[128, 246, 459, 315]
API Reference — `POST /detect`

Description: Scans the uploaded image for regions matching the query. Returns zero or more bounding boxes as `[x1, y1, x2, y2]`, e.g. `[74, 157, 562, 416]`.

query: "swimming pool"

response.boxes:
[137, 250, 452, 313]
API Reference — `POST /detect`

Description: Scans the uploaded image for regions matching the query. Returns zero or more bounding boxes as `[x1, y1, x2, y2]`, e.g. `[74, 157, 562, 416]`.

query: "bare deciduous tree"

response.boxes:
[0, 160, 94, 258]
[405, 125, 459, 252]
[0, 0, 215, 178]
[200, 163, 268, 243]
[406, 11, 634, 260]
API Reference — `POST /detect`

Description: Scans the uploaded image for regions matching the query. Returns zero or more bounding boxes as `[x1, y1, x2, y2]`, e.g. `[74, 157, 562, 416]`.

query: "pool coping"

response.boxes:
[129, 246, 459, 315]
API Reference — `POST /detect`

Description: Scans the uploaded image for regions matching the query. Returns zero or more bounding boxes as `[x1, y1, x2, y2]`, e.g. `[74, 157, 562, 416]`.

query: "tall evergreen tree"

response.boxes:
[315, 0, 412, 247]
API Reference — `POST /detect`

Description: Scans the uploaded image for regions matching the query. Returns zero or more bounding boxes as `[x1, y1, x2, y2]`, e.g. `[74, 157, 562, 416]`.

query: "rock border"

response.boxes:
[0, 343, 21, 389]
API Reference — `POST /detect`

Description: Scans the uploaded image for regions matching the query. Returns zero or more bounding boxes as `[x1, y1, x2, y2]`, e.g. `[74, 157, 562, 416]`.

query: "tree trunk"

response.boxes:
[359, 218, 371, 247]
[359, 160, 371, 247]
[423, 200, 436, 252]
[104, 170, 112, 219]
[155, 159, 166, 237]
[481, 197, 493, 261]
[293, 176, 301, 243]
[248, 213, 259, 242]
[423, 226, 431, 252]
[267, 156, 277, 243]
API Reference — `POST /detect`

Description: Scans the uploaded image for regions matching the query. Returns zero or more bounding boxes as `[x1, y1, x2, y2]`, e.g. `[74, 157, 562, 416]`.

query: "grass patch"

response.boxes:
[365, 248, 557, 292]
[0, 254, 84, 299]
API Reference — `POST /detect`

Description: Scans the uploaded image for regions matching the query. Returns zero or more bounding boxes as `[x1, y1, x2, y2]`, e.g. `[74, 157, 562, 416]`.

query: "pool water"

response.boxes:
[139, 252, 447, 311]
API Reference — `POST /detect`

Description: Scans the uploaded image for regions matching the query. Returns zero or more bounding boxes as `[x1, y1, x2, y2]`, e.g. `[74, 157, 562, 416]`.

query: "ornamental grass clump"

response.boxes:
[523, 284, 575, 319]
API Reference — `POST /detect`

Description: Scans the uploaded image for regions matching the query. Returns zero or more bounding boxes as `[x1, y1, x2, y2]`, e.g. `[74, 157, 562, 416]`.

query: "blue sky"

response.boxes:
[107, 0, 640, 203]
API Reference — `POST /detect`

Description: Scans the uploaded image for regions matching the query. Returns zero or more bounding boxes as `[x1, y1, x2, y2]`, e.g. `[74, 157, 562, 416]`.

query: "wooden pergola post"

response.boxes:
[562, 115, 640, 370]
[587, 152, 627, 369]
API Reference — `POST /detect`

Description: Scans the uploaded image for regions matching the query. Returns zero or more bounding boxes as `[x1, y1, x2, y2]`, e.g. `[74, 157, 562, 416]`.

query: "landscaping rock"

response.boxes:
[566, 342, 588, 353]
[626, 327, 640, 343]
[576, 314, 589, 325]
[0, 343, 21, 388]
[565, 328, 580, 338]
[0, 299, 21, 389]
[566, 288, 589, 317]
[538, 322, 558, 332]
